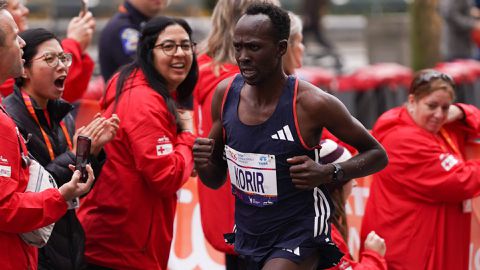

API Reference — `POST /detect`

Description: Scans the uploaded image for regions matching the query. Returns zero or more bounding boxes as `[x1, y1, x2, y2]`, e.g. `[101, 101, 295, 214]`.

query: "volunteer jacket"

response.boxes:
[327, 225, 386, 270]
[193, 54, 238, 254]
[3, 88, 105, 270]
[0, 38, 94, 102]
[77, 69, 195, 270]
[361, 104, 480, 270]
[0, 106, 67, 270]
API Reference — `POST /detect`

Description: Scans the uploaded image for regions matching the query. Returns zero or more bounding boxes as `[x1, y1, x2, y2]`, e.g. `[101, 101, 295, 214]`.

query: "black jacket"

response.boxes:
[3, 88, 105, 270]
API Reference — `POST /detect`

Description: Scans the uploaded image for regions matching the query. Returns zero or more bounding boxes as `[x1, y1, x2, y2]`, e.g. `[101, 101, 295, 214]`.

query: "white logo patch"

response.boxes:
[156, 136, 173, 156]
[0, 165, 12, 177]
[271, 125, 294, 141]
[439, 153, 459, 171]
[282, 247, 301, 256]
[157, 144, 173, 156]
[120, 28, 140, 55]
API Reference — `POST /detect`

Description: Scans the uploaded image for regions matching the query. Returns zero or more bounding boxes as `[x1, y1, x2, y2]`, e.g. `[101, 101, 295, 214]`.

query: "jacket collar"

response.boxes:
[124, 1, 150, 26]
[14, 87, 73, 124]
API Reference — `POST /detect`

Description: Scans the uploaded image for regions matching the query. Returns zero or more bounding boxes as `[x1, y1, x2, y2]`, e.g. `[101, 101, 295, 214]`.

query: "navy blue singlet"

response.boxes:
[221, 74, 335, 259]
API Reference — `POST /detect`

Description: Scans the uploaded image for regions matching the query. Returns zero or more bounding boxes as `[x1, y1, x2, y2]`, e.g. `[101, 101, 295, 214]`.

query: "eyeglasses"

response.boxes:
[32, 52, 73, 68]
[154, 41, 196, 56]
[411, 70, 455, 90]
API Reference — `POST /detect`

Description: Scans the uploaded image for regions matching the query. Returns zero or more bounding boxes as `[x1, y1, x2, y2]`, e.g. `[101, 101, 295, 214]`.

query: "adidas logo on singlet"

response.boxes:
[271, 125, 294, 142]
[282, 246, 300, 256]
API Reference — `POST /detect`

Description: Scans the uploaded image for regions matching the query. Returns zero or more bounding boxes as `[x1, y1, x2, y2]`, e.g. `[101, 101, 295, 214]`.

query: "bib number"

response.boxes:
[225, 145, 277, 207]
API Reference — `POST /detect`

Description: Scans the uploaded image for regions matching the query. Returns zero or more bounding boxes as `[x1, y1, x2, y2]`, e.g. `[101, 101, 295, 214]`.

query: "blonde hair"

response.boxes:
[198, 0, 280, 75]
[289, 11, 303, 38]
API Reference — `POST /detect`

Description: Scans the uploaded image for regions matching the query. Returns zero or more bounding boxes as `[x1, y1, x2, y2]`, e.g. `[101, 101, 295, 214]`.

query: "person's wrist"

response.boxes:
[331, 163, 344, 182]
[59, 185, 73, 202]
[181, 129, 194, 134]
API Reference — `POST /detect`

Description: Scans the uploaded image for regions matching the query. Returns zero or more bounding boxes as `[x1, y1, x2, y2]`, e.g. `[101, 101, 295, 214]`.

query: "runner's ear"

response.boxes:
[278, 39, 288, 57]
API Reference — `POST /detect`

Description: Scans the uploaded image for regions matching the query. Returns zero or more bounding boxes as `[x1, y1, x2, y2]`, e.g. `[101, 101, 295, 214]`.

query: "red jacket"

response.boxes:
[0, 38, 94, 103]
[361, 104, 480, 270]
[193, 54, 239, 254]
[77, 70, 195, 270]
[328, 225, 386, 270]
[0, 107, 67, 269]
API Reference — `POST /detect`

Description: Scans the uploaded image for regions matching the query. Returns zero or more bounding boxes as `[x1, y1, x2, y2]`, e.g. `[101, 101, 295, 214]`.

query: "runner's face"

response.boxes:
[233, 14, 283, 85]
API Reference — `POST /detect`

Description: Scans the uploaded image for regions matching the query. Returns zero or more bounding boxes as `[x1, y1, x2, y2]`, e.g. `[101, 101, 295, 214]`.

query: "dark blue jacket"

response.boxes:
[99, 1, 149, 81]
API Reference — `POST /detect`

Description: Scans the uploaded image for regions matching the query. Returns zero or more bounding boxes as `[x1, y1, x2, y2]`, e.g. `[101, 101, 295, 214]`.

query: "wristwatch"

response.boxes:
[332, 163, 344, 182]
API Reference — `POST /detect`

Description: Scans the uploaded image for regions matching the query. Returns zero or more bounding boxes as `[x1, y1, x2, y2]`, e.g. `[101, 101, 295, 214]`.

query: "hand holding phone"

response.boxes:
[75, 135, 91, 182]
[80, 0, 89, 17]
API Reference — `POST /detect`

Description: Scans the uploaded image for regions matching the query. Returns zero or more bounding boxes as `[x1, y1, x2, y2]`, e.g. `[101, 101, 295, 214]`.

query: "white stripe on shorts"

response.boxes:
[313, 187, 331, 237]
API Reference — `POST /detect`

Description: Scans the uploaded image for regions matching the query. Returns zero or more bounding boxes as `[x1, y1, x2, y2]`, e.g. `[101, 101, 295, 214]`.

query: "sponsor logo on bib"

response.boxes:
[225, 145, 277, 207]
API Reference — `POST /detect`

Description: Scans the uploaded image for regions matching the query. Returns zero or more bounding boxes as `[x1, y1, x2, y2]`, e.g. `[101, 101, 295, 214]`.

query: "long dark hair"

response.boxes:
[113, 16, 198, 130]
[15, 28, 61, 88]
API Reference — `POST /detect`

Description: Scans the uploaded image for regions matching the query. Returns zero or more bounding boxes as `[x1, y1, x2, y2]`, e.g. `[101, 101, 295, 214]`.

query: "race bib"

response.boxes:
[225, 145, 277, 207]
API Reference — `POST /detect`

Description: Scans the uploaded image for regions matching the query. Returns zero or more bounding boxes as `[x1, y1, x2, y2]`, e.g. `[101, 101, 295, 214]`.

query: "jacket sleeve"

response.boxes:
[123, 91, 195, 196]
[45, 151, 76, 186]
[329, 226, 387, 270]
[0, 115, 67, 233]
[456, 103, 480, 135]
[379, 117, 480, 203]
[61, 38, 95, 103]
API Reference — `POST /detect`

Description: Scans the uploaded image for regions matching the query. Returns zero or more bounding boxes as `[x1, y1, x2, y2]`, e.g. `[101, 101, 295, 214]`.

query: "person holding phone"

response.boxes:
[2, 28, 119, 270]
[77, 16, 197, 269]
[0, 3, 96, 269]
[0, 0, 96, 103]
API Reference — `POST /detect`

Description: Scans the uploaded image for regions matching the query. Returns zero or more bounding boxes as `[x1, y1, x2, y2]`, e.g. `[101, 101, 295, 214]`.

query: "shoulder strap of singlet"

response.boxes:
[292, 77, 321, 150]
[220, 74, 241, 142]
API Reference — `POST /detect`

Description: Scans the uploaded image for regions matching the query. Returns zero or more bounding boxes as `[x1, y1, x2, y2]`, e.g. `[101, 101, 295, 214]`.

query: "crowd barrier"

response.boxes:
[297, 61, 480, 129]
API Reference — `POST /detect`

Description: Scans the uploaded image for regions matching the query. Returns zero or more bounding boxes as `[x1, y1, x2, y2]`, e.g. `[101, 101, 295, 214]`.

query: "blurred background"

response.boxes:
[29, 0, 468, 131]
[26, 0, 414, 75]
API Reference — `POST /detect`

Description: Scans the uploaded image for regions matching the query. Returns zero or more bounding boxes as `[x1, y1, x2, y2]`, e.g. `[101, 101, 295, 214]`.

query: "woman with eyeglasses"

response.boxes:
[77, 16, 197, 270]
[361, 69, 480, 270]
[2, 28, 119, 270]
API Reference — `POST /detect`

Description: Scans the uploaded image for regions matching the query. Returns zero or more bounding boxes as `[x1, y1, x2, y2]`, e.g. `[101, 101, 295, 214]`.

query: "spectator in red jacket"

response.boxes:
[0, 0, 95, 102]
[361, 69, 480, 270]
[0, 3, 95, 269]
[3, 27, 119, 270]
[77, 16, 198, 270]
[320, 138, 387, 270]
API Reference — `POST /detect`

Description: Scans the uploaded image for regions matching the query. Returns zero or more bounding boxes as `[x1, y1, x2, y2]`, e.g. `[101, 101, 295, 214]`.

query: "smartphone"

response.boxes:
[75, 135, 91, 182]
[80, 0, 89, 16]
